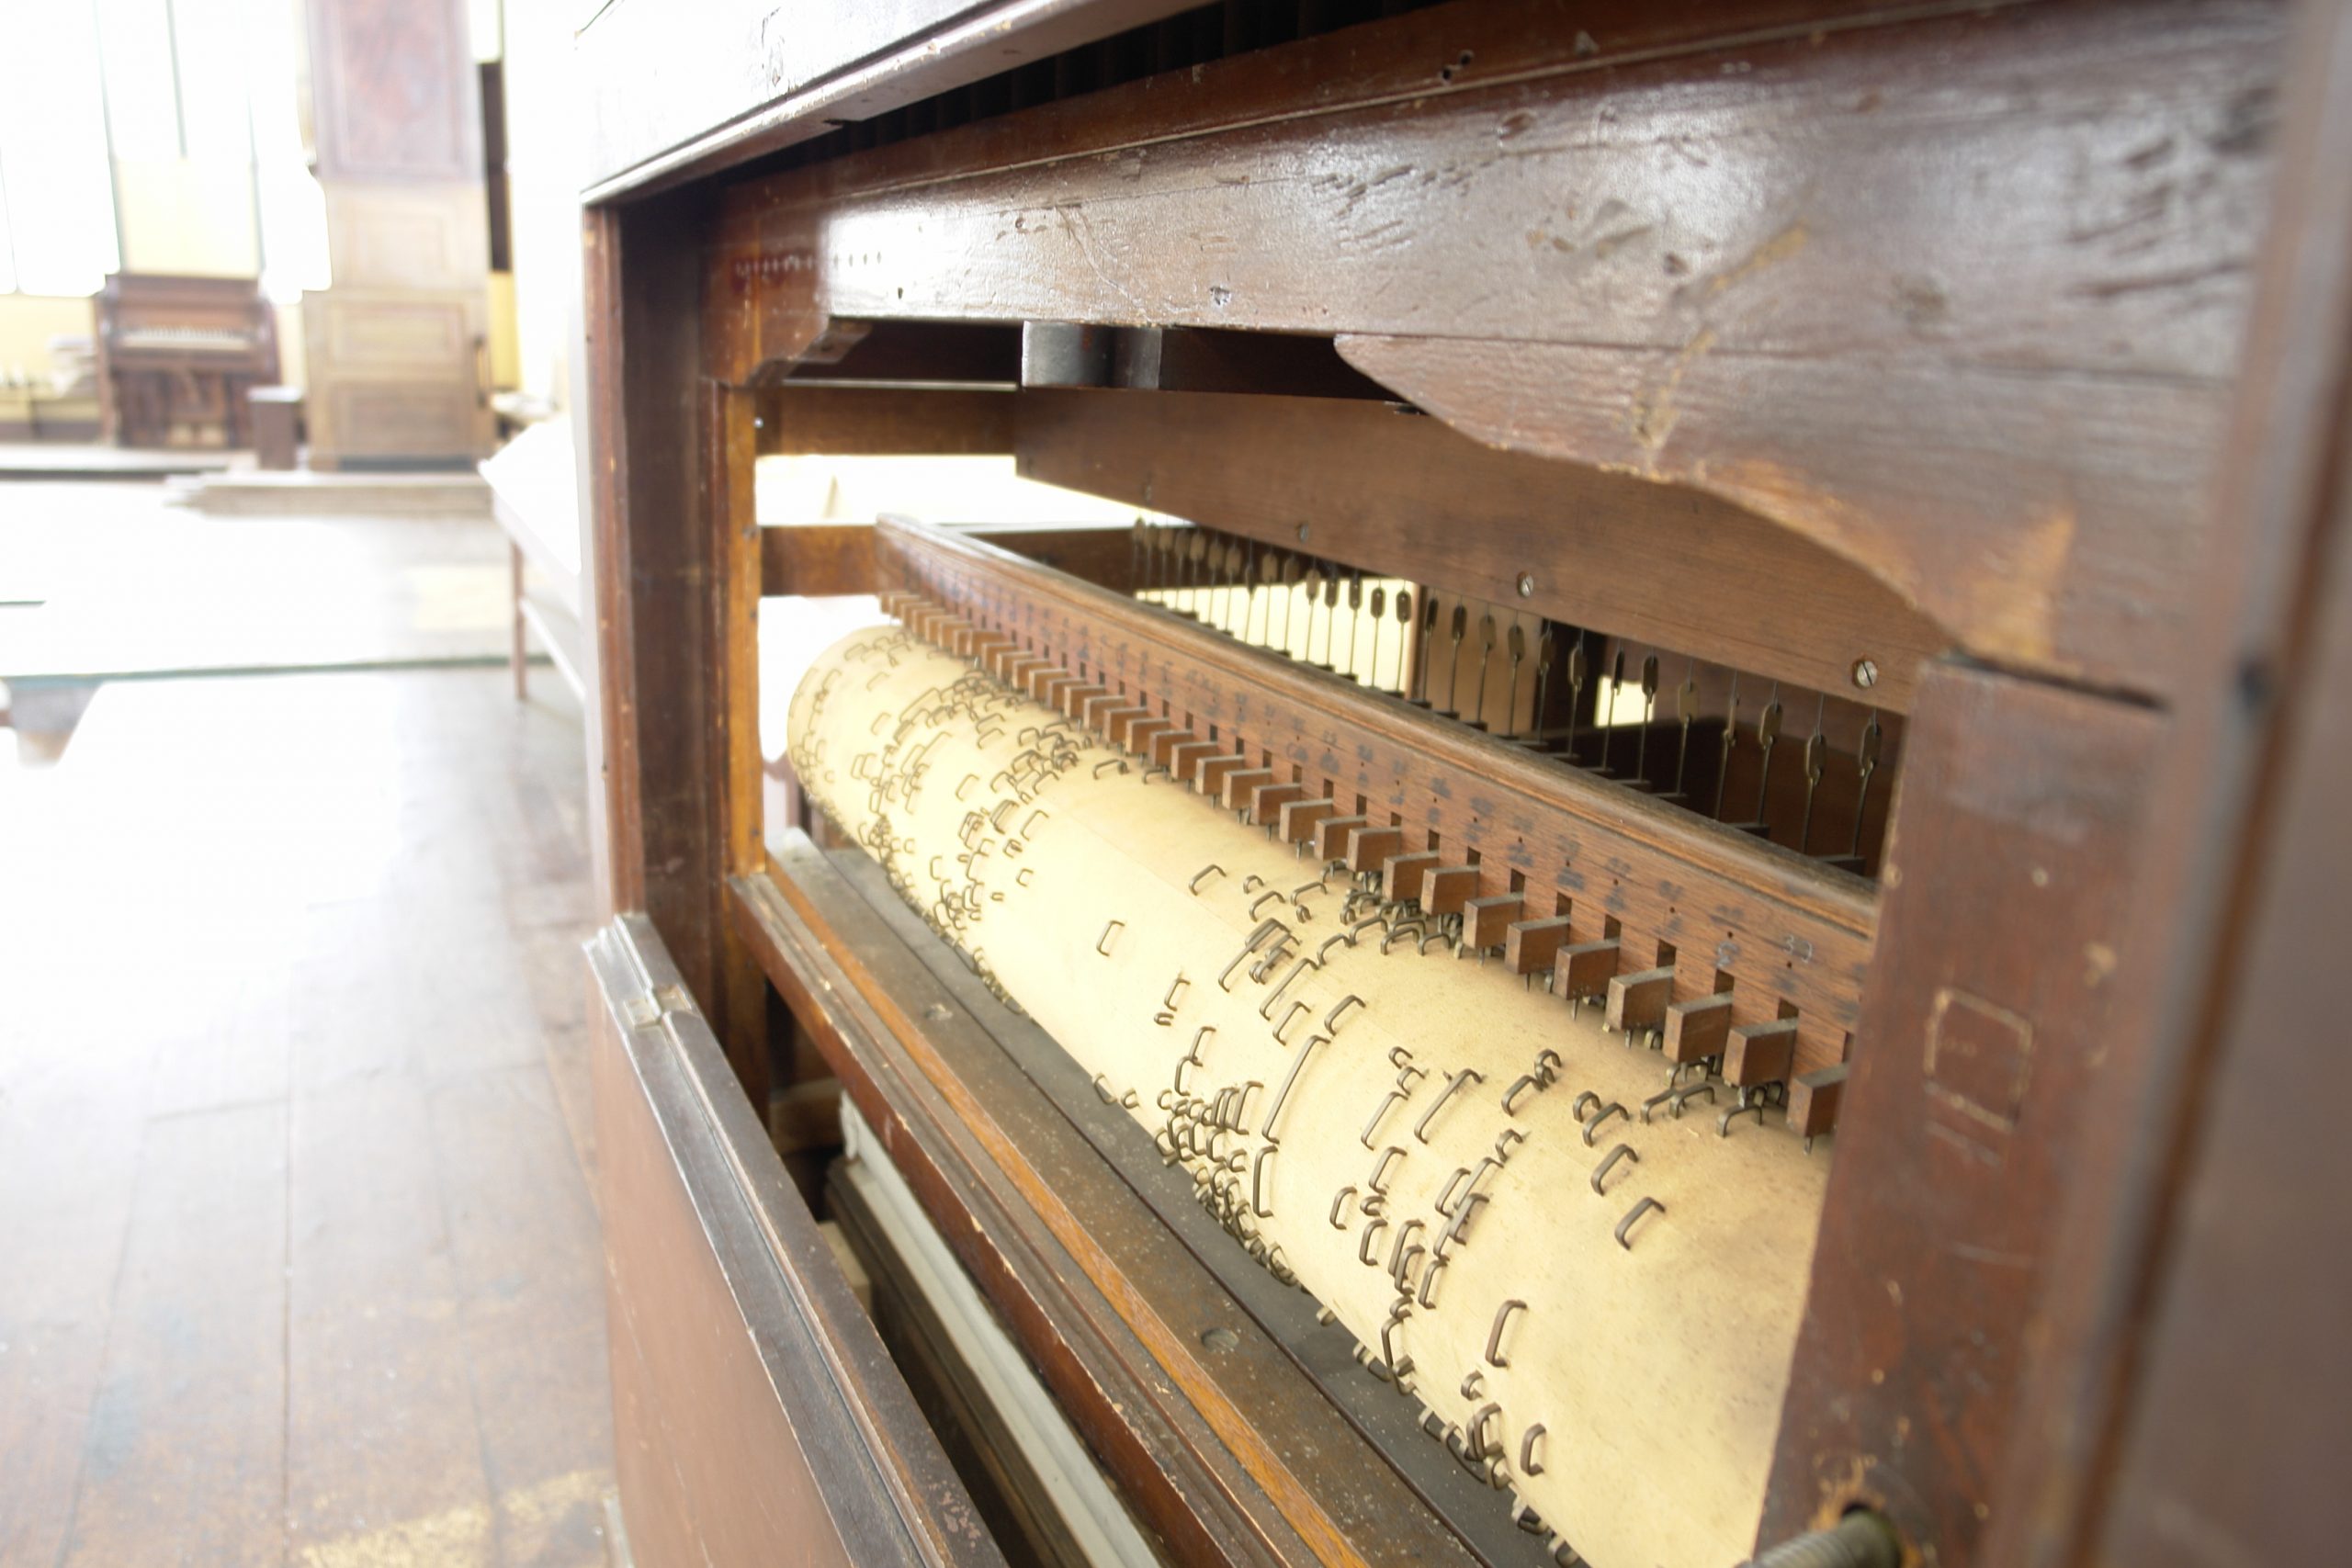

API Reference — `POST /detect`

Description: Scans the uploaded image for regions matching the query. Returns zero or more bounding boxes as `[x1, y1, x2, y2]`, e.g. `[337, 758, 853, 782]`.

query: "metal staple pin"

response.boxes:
[1261, 1034, 1325, 1144]
[1487, 1299, 1527, 1367]
[1494, 1128, 1527, 1164]
[1614, 1195, 1666, 1250]
[1668, 1081, 1717, 1117]
[1251, 1145, 1276, 1218]
[1414, 1068, 1487, 1143]
[1361, 1089, 1408, 1149]
[1366, 1145, 1404, 1194]
[1097, 920, 1125, 956]
[1580, 1100, 1628, 1145]
[1521, 1425, 1547, 1477]
[1387, 1218, 1427, 1286]
[1329, 1185, 1359, 1230]
[1189, 864, 1226, 894]
[1435, 1191, 1489, 1258]
[1324, 995, 1365, 1032]
[1590, 1143, 1638, 1194]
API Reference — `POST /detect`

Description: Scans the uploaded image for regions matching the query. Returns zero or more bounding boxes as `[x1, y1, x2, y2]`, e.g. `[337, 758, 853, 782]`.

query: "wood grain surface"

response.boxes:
[712, 0, 2286, 697]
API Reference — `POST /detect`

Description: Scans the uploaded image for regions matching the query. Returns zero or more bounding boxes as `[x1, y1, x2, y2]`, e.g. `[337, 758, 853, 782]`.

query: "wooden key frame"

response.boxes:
[877, 523, 1874, 1077]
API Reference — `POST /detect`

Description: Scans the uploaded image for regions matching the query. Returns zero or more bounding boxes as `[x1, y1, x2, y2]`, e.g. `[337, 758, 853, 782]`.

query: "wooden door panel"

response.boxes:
[587, 913, 1002, 1568]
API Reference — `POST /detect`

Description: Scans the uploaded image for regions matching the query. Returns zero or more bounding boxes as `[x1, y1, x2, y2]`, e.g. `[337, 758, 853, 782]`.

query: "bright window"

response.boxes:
[0, 0, 121, 296]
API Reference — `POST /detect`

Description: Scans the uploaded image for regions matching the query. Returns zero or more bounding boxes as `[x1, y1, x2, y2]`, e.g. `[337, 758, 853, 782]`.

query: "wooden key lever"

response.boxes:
[1663, 993, 1735, 1067]
[1724, 1018, 1801, 1089]
[1604, 967, 1675, 1039]
[1550, 939, 1620, 1009]
[1503, 915, 1573, 978]
[1345, 825, 1404, 876]
[1787, 1063, 1847, 1149]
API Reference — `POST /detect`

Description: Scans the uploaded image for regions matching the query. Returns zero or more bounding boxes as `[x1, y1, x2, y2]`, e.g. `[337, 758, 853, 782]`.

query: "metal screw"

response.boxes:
[1295, 522, 1311, 544]
[1199, 1325, 1240, 1351]
[1516, 572, 1535, 597]
[1851, 658, 1879, 690]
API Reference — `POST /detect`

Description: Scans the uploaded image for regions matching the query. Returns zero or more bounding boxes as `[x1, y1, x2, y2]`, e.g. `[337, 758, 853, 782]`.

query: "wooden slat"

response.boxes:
[1017, 389, 1942, 711]
[878, 516, 1873, 1066]
[734, 849, 1491, 1568]
[755, 386, 1014, 456]
[588, 190, 776, 1104]
[763, 523, 1137, 597]
[590, 913, 997, 1568]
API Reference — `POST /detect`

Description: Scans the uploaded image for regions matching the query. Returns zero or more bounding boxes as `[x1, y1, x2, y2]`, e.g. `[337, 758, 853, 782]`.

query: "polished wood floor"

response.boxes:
[0, 669, 611, 1568]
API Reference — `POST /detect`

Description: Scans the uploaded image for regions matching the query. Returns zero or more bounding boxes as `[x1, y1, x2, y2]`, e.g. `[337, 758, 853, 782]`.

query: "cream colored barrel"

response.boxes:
[788, 624, 1827, 1568]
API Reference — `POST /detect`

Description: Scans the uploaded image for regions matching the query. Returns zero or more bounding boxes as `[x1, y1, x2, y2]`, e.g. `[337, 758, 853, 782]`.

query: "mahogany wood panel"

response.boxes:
[735, 850, 1477, 1568]
[876, 518, 1875, 1071]
[1982, 4, 2352, 1561]
[587, 192, 772, 1104]
[1762, 662, 2160, 1564]
[763, 523, 1138, 597]
[1016, 388, 1943, 710]
[714, 0, 2285, 697]
[589, 914, 994, 1567]
[2090, 380, 2352, 1566]
[709, 385, 774, 1099]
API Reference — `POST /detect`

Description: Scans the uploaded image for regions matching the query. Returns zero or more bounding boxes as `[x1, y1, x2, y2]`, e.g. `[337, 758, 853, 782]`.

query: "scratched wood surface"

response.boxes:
[0, 671, 610, 1568]
[710, 0, 2286, 699]
[1762, 662, 2161, 1563]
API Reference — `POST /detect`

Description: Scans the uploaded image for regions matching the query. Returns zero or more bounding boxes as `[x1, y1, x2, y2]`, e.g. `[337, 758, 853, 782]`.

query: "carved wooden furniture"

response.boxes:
[94, 274, 278, 448]
[577, 2, 2352, 1565]
[298, 0, 492, 468]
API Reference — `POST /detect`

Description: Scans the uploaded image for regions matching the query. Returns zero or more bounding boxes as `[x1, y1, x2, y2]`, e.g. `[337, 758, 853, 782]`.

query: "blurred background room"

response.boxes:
[0, 4, 1131, 1563]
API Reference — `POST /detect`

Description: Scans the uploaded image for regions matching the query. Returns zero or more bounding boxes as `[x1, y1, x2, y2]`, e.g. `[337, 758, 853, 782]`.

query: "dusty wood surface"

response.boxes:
[1763, 662, 2161, 1563]
[0, 671, 610, 1568]
[589, 193, 775, 1106]
[1982, 2, 2352, 1562]
[714, 0, 2286, 698]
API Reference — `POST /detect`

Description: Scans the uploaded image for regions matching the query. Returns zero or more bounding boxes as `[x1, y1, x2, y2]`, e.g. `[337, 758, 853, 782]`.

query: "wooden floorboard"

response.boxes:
[0, 667, 609, 1568]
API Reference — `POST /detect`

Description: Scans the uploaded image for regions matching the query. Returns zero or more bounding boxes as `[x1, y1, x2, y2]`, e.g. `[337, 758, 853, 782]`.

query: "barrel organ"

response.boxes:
[579, 2, 2351, 1567]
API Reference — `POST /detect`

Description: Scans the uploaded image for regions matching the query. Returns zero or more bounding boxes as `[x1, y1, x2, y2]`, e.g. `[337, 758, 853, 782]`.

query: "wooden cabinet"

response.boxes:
[300, 0, 491, 468]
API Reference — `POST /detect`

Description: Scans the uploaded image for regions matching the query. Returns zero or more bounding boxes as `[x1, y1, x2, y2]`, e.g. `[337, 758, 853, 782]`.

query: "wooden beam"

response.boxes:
[1763, 663, 2161, 1562]
[754, 386, 1014, 456]
[1016, 388, 1942, 710]
[762, 522, 1136, 597]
